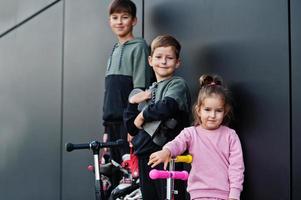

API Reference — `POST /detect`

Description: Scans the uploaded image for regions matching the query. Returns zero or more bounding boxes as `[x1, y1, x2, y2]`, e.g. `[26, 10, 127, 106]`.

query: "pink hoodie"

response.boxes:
[164, 125, 244, 200]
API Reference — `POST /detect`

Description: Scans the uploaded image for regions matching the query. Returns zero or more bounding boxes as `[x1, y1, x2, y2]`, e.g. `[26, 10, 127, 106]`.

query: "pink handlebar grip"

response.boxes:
[149, 169, 170, 179]
[149, 169, 188, 180]
[171, 171, 189, 180]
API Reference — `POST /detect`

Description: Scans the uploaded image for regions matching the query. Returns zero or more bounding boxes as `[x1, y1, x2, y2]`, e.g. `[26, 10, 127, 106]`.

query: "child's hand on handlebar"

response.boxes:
[127, 133, 133, 147]
[102, 133, 109, 152]
[148, 149, 171, 170]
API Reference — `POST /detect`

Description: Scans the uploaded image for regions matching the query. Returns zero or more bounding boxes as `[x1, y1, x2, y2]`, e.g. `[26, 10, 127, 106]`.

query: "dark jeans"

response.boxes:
[106, 121, 130, 188]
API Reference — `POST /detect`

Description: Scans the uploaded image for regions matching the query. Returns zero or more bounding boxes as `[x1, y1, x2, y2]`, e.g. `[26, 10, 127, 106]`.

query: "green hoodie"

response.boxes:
[103, 37, 152, 125]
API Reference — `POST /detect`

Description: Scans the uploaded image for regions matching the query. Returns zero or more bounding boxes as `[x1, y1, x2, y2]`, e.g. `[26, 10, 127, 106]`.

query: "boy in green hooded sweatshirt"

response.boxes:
[102, 0, 152, 187]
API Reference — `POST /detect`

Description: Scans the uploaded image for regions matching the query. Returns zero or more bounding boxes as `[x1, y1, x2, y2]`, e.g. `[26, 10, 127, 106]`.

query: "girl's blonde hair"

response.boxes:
[193, 74, 233, 126]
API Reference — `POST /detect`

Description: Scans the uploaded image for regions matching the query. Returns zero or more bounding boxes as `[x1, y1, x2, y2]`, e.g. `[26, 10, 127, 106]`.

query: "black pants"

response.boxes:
[106, 121, 130, 187]
[138, 155, 187, 200]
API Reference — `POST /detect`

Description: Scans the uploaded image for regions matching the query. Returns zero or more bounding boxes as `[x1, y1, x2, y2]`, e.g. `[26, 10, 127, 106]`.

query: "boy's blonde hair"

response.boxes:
[150, 35, 181, 59]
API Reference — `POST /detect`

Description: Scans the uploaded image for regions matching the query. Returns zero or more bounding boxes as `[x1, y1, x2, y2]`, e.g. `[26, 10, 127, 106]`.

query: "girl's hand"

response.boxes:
[129, 90, 151, 104]
[134, 112, 144, 129]
[148, 149, 171, 170]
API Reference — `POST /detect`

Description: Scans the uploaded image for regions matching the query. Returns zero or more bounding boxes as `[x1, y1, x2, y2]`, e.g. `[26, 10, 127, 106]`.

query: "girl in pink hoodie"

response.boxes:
[148, 74, 244, 200]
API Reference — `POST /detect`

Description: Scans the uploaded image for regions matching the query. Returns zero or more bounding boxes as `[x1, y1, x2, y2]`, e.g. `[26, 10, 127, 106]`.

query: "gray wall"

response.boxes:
[292, 0, 301, 199]
[0, 0, 299, 199]
[0, 1, 62, 199]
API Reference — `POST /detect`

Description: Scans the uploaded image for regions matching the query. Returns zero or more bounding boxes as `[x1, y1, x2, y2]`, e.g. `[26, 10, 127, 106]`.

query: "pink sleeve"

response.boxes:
[163, 128, 191, 157]
[228, 131, 245, 199]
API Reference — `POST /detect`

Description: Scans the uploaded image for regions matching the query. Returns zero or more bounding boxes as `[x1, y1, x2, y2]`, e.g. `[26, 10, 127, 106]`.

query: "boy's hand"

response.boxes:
[148, 149, 171, 170]
[129, 90, 151, 104]
[102, 133, 109, 152]
[134, 112, 144, 129]
[127, 133, 133, 147]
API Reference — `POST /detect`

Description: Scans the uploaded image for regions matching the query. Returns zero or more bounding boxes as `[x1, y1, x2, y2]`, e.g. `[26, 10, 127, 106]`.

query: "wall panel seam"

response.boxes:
[59, 0, 66, 200]
[0, 0, 62, 38]
[288, 0, 292, 199]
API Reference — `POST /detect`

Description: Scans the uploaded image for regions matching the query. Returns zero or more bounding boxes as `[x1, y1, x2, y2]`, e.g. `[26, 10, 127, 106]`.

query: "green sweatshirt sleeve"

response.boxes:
[163, 78, 190, 112]
[132, 43, 150, 89]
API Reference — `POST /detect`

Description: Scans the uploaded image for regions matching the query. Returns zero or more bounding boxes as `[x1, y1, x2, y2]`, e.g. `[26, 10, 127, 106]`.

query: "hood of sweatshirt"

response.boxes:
[106, 37, 149, 73]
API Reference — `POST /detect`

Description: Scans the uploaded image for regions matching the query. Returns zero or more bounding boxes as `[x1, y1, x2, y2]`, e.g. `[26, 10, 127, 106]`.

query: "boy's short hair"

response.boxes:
[109, 0, 137, 18]
[150, 35, 181, 59]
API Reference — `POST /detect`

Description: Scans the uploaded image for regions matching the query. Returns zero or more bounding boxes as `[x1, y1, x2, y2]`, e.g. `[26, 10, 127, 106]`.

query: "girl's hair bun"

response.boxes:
[199, 74, 223, 88]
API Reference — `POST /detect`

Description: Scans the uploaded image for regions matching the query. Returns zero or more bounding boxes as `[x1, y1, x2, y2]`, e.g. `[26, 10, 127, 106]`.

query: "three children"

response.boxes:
[102, 0, 245, 199]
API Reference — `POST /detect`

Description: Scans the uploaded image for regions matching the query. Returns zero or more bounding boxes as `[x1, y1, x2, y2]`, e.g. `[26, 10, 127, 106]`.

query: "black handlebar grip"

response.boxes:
[65, 139, 125, 152]
[65, 143, 90, 152]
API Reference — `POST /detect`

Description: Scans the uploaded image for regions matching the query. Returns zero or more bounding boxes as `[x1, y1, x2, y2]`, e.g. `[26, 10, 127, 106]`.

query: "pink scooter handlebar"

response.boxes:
[149, 169, 188, 180]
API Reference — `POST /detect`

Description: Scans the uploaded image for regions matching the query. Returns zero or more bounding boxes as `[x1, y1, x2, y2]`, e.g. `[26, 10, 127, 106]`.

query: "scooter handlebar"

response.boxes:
[65, 139, 124, 152]
[175, 155, 193, 164]
[65, 143, 90, 152]
[149, 169, 188, 180]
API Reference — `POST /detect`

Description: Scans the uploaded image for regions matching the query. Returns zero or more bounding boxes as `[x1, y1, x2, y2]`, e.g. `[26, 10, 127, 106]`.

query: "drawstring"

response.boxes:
[118, 43, 125, 70]
[150, 82, 158, 103]
[107, 42, 127, 71]
[107, 43, 118, 71]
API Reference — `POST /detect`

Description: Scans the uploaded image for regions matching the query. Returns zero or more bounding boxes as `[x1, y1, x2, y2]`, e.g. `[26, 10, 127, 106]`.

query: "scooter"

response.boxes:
[65, 139, 124, 200]
[149, 155, 192, 200]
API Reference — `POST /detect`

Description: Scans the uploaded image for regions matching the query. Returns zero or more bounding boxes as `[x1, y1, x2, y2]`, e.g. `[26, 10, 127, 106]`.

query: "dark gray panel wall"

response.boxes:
[0, 2, 63, 200]
[145, 0, 290, 199]
[62, 0, 143, 199]
[292, 0, 301, 199]
[1, 0, 300, 199]
[0, 0, 57, 34]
